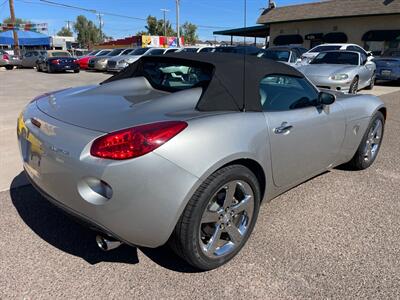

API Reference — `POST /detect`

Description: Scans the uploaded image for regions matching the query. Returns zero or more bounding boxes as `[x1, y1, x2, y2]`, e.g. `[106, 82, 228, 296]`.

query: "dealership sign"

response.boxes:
[0, 23, 48, 33]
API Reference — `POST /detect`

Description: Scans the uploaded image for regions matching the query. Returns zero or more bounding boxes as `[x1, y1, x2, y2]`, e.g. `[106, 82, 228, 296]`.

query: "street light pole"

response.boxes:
[175, 0, 180, 46]
[160, 8, 169, 38]
[8, 0, 20, 56]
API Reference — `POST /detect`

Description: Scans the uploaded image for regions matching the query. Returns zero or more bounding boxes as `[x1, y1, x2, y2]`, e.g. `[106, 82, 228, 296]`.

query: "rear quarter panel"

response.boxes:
[336, 94, 386, 163]
[154, 112, 273, 200]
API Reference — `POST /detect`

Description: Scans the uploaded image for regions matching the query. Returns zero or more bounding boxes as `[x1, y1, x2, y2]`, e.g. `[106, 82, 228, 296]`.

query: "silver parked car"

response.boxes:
[107, 47, 169, 72]
[17, 53, 386, 270]
[88, 48, 133, 71]
[298, 50, 376, 94]
[21, 50, 47, 68]
[0, 49, 21, 70]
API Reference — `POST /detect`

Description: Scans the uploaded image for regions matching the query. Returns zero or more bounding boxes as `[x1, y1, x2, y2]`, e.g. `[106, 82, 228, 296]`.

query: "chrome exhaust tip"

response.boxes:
[96, 235, 122, 251]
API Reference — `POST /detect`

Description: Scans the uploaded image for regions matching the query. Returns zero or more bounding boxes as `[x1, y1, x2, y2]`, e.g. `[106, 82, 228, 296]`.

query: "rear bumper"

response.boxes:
[18, 103, 199, 248]
[50, 64, 80, 72]
[375, 68, 400, 80]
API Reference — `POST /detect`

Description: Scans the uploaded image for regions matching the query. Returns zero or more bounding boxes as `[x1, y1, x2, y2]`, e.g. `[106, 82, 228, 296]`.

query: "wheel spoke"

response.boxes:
[372, 121, 382, 136]
[201, 209, 221, 224]
[223, 181, 237, 209]
[206, 224, 222, 253]
[225, 224, 243, 244]
[231, 195, 252, 215]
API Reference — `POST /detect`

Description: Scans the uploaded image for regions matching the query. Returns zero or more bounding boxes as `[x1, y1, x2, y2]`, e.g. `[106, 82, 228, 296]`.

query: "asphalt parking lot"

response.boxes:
[1, 69, 400, 298]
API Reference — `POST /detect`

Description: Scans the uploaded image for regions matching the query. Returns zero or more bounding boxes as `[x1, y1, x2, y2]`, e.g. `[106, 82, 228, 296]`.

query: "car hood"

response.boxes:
[35, 77, 207, 133]
[298, 64, 356, 76]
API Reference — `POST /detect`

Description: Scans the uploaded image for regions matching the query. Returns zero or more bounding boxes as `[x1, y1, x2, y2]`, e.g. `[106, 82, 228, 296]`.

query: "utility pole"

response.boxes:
[97, 13, 104, 42]
[8, 0, 19, 56]
[65, 20, 72, 31]
[175, 0, 180, 47]
[160, 8, 169, 38]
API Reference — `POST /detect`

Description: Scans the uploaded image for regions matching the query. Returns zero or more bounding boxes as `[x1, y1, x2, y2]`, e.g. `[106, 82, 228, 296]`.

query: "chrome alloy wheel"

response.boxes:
[199, 180, 254, 258]
[364, 118, 383, 162]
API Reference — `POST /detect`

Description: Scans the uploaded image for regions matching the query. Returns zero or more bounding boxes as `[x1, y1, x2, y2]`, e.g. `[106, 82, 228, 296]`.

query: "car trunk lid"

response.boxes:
[35, 77, 204, 133]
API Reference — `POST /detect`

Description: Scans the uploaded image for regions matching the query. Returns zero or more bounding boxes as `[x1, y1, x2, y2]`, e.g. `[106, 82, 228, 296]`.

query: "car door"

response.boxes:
[260, 74, 346, 187]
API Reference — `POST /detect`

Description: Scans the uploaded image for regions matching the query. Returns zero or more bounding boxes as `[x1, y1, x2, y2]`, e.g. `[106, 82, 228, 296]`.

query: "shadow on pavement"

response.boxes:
[10, 171, 201, 273]
[10, 172, 139, 265]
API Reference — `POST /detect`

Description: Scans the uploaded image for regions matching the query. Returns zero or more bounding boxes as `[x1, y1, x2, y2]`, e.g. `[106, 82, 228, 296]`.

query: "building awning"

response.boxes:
[323, 32, 348, 43]
[213, 25, 270, 38]
[273, 34, 303, 45]
[0, 30, 50, 46]
[362, 30, 400, 41]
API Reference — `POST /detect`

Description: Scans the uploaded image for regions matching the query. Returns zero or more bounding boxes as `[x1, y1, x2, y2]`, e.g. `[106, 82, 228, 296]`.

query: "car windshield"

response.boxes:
[310, 45, 341, 53]
[121, 48, 134, 55]
[97, 50, 111, 56]
[89, 50, 100, 56]
[180, 48, 198, 53]
[108, 49, 125, 56]
[135, 60, 213, 92]
[310, 51, 359, 65]
[260, 50, 290, 62]
[130, 48, 149, 55]
[48, 51, 71, 57]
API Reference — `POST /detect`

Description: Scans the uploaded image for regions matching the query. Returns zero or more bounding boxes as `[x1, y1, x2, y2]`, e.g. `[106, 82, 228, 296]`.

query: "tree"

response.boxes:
[57, 26, 73, 37]
[73, 15, 101, 48]
[144, 15, 175, 36]
[2, 17, 30, 24]
[181, 22, 198, 45]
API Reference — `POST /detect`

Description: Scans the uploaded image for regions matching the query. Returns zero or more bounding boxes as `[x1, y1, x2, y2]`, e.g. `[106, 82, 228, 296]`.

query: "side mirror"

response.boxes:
[296, 58, 302, 64]
[367, 51, 373, 57]
[318, 91, 335, 106]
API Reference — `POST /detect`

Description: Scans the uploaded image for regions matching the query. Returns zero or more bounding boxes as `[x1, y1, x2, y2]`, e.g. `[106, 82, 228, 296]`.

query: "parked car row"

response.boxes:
[3, 44, 399, 94]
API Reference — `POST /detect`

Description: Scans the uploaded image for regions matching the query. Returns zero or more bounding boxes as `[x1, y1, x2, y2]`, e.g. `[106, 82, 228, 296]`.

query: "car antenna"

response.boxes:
[242, 0, 247, 112]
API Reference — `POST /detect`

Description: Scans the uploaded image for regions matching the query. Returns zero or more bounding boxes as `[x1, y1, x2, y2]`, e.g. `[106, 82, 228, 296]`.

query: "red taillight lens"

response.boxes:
[51, 59, 60, 64]
[90, 121, 188, 160]
[3, 54, 9, 60]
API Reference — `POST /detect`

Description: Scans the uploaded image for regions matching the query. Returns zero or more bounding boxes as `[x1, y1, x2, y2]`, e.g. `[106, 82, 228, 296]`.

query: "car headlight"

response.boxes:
[119, 59, 128, 65]
[98, 58, 106, 63]
[331, 74, 349, 80]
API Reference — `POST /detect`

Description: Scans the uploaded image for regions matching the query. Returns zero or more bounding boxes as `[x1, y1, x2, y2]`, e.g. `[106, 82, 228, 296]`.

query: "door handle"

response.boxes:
[274, 122, 293, 134]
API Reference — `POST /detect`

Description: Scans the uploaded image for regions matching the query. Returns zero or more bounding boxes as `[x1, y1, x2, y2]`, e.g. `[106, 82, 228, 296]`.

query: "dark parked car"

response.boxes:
[374, 48, 400, 81]
[213, 45, 263, 56]
[36, 50, 80, 73]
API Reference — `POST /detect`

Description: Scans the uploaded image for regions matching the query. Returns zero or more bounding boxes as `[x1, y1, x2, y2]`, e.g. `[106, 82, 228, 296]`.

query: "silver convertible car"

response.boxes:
[298, 50, 376, 94]
[17, 53, 386, 270]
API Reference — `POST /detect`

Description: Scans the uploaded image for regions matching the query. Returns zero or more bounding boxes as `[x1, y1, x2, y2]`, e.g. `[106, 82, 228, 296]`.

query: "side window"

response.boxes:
[260, 75, 319, 111]
[360, 52, 367, 65]
[148, 49, 165, 56]
[290, 51, 298, 63]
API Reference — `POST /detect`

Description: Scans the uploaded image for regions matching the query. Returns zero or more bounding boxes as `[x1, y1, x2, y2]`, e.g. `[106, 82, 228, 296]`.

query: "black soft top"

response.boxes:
[102, 52, 304, 112]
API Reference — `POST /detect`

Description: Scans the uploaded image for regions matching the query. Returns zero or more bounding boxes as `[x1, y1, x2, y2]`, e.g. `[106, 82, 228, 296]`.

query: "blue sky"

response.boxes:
[0, 0, 318, 41]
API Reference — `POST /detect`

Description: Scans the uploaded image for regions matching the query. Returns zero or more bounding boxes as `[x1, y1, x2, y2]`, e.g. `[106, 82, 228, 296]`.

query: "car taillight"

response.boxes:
[51, 59, 60, 64]
[73, 59, 78, 63]
[90, 121, 188, 160]
[2, 54, 9, 60]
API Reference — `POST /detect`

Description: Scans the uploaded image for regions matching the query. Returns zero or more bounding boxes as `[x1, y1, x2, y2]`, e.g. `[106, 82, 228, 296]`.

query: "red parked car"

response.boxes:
[77, 49, 111, 69]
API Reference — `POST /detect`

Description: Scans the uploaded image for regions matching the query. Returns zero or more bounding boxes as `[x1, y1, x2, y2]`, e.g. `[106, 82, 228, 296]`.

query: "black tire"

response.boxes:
[169, 164, 261, 270]
[36, 64, 41, 72]
[345, 111, 385, 170]
[349, 76, 359, 94]
[47, 64, 52, 73]
[365, 72, 375, 90]
[74, 69, 80, 73]
[5, 65, 14, 70]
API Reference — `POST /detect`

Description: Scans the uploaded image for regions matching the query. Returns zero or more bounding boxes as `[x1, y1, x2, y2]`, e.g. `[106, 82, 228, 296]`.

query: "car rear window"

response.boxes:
[49, 52, 71, 57]
[136, 61, 213, 92]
